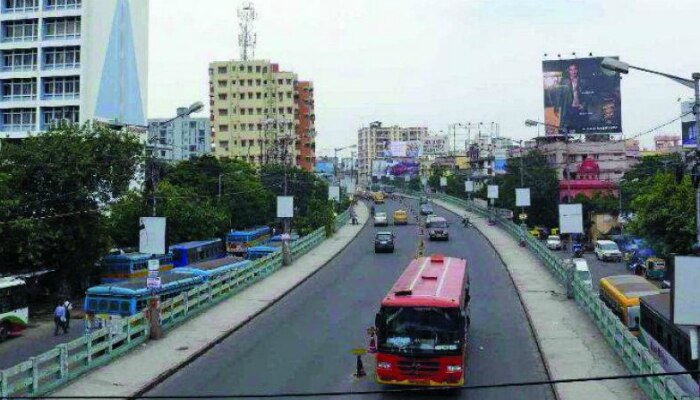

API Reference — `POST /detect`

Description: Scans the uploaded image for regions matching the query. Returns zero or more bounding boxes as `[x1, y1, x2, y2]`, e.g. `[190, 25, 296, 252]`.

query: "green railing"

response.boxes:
[0, 208, 356, 398]
[405, 191, 690, 400]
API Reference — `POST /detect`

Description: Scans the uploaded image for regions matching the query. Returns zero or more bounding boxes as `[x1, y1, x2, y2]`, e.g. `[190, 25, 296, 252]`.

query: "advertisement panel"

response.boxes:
[422, 136, 447, 155]
[487, 185, 499, 199]
[389, 141, 422, 157]
[371, 158, 420, 177]
[559, 204, 583, 234]
[515, 188, 531, 207]
[494, 149, 507, 174]
[139, 217, 167, 255]
[682, 101, 697, 147]
[314, 160, 335, 175]
[543, 57, 622, 135]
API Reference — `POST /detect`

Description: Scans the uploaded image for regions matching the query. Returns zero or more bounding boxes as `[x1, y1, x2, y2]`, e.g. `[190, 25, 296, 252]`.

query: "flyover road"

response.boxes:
[146, 198, 554, 400]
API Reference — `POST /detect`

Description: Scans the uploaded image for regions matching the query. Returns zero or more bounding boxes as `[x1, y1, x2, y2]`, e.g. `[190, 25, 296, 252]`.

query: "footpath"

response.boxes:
[51, 203, 369, 398]
[432, 198, 645, 400]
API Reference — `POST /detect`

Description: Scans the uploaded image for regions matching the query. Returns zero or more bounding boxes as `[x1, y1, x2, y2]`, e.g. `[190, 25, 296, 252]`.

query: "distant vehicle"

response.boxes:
[226, 226, 272, 256]
[546, 235, 562, 250]
[374, 254, 470, 387]
[640, 293, 700, 396]
[84, 271, 204, 318]
[426, 216, 449, 241]
[642, 257, 666, 280]
[100, 252, 174, 283]
[374, 232, 395, 253]
[595, 240, 622, 262]
[599, 275, 662, 334]
[393, 209, 408, 225]
[572, 258, 592, 291]
[374, 212, 389, 226]
[420, 204, 434, 216]
[372, 192, 386, 204]
[245, 245, 280, 260]
[170, 239, 226, 267]
[0, 277, 28, 341]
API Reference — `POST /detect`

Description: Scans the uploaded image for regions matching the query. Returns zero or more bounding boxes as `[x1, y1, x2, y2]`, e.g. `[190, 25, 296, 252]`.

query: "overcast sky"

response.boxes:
[149, 0, 697, 156]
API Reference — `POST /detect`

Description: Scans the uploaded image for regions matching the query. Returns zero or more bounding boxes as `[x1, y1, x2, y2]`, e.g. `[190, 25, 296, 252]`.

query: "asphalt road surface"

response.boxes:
[146, 198, 553, 400]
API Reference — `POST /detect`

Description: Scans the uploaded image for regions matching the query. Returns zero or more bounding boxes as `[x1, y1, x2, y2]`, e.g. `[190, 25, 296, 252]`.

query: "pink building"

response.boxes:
[559, 158, 618, 202]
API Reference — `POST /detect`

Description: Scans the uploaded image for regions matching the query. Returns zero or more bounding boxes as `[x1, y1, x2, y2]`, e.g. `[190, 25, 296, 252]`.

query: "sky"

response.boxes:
[148, 0, 698, 157]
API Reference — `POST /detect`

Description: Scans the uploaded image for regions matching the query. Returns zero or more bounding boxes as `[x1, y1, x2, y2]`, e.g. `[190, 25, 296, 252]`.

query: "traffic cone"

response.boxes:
[368, 334, 377, 353]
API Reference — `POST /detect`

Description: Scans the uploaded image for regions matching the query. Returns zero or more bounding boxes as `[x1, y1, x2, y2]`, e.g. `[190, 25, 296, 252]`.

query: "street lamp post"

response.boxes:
[601, 58, 700, 244]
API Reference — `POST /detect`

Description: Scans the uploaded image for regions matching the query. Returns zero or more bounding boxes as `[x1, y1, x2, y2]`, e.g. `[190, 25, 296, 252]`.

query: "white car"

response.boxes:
[546, 235, 562, 250]
[374, 212, 388, 226]
[573, 258, 593, 291]
[595, 240, 622, 262]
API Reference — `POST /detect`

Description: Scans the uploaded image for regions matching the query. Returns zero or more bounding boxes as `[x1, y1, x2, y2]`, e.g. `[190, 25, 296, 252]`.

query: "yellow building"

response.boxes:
[208, 60, 301, 165]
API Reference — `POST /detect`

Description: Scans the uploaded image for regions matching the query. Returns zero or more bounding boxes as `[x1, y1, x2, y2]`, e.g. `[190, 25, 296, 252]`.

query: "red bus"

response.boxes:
[374, 253, 470, 386]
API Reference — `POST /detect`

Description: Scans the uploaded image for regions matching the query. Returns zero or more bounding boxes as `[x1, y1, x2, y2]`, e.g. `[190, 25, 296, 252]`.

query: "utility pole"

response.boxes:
[218, 173, 223, 202]
[694, 73, 700, 245]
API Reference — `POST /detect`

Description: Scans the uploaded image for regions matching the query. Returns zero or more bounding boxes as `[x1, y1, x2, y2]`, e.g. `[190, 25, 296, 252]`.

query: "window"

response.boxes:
[238, 65, 244, 72]
[239, 93, 245, 99]
[2, 78, 36, 101]
[42, 106, 78, 128]
[4, 0, 39, 13]
[287, 107, 292, 114]
[2, 19, 38, 42]
[42, 76, 79, 99]
[43, 16, 81, 39]
[277, 79, 283, 85]
[286, 79, 292, 85]
[219, 124, 228, 132]
[217, 66, 227, 74]
[2, 108, 35, 131]
[256, 108, 262, 115]
[239, 79, 245, 86]
[256, 79, 261, 86]
[43, 46, 80, 69]
[247, 79, 252, 86]
[256, 92, 261, 99]
[255, 65, 261, 73]
[1, 49, 37, 71]
[218, 80, 227, 88]
[248, 108, 253, 114]
[247, 65, 252, 73]
[262, 66, 267, 73]
[247, 92, 253, 99]
[218, 108, 228, 116]
[286, 91, 292, 98]
[218, 93, 227, 100]
[240, 108, 246, 115]
[240, 124, 246, 131]
[248, 123, 254, 130]
[44, 0, 81, 10]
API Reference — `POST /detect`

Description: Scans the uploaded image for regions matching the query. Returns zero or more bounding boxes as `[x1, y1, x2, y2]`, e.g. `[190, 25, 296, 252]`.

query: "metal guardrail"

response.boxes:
[0, 209, 354, 398]
[416, 191, 690, 400]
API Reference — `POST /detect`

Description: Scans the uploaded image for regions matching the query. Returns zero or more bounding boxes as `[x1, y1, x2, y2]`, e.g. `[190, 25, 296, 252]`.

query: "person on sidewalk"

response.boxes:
[64, 301, 73, 331]
[54, 303, 67, 336]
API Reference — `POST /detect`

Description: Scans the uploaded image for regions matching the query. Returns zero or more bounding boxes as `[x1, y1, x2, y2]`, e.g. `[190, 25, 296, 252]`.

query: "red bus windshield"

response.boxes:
[377, 306, 463, 355]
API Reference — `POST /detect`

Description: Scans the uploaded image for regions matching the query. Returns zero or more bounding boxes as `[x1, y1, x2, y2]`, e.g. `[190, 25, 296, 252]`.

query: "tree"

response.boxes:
[0, 123, 143, 294]
[620, 153, 682, 212]
[628, 173, 696, 257]
[493, 151, 559, 228]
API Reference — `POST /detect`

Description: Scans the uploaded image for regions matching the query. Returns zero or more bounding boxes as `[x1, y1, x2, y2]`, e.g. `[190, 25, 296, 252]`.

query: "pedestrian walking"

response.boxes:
[64, 301, 73, 331]
[53, 303, 67, 336]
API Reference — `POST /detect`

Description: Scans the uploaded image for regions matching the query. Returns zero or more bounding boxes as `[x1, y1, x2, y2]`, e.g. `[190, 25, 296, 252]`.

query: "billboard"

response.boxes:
[422, 136, 447, 155]
[314, 160, 334, 175]
[543, 57, 622, 135]
[494, 149, 507, 174]
[559, 204, 583, 234]
[389, 141, 422, 157]
[372, 158, 420, 177]
[682, 101, 697, 147]
[139, 217, 166, 255]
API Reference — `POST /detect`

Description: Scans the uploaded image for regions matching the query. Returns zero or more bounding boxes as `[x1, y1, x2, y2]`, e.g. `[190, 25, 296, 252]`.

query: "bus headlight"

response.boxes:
[377, 362, 392, 369]
[446, 365, 462, 372]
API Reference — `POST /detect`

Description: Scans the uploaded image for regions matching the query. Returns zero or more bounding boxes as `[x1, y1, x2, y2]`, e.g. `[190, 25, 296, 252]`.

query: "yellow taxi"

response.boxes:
[393, 209, 408, 225]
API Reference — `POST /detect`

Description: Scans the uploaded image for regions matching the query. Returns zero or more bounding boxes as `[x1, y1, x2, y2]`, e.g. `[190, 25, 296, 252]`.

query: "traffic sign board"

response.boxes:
[147, 277, 161, 289]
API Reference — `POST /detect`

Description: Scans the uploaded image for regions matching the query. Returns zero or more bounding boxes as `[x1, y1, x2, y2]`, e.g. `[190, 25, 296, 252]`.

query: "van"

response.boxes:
[573, 258, 592, 291]
[595, 240, 622, 262]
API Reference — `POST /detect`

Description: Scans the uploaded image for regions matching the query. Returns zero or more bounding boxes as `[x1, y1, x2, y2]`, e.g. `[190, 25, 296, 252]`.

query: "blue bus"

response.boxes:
[84, 271, 204, 317]
[226, 226, 271, 256]
[246, 245, 280, 260]
[172, 256, 251, 279]
[100, 252, 174, 283]
[170, 239, 226, 268]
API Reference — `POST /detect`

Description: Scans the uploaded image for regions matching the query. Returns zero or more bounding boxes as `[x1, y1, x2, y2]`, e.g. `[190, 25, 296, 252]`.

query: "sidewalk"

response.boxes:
[433, 198, 645, 400]
[52, 203, 369, 398]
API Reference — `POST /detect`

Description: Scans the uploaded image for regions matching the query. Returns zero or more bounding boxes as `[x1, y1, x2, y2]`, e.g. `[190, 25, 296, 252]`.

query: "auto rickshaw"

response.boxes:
[643, 257, 666, 280]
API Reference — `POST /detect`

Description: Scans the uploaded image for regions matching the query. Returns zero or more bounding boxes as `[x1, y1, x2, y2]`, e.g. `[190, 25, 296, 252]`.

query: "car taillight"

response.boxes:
[446, 365, 462, 372]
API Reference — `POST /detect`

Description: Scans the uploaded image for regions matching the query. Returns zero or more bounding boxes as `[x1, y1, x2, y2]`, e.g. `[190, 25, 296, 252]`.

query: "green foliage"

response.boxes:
[621, 153, 682, 211]
[0, 123, 143, 293]
[628, 173, 696, 256]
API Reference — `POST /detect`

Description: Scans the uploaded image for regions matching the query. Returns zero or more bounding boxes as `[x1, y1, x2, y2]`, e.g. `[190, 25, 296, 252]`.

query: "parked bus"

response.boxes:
[170, 239, 226, 267]
[100, 252, 174, 283]
[0, 277, 28, 341]
[172, 256, 251, 280]
[246, 245, 280, 260]
[374, 254, 470, 386]
[84, 271, 204, 317]
[639, 293, 698, 396]
[226, 226, 272, 256]
[599, 275, 662, 334]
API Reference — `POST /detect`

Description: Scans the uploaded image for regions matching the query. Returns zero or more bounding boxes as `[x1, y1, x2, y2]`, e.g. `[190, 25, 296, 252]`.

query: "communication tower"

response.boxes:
[238, 2, 257, 61]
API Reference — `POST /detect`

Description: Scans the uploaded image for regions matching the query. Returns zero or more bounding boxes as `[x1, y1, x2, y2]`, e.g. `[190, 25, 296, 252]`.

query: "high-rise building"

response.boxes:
[208, 59, 315, 170]
[295, 81, 315, 171]
[357, 121, 428, 183]
[148, 108, 211, 162]
[0, 0, 148, 138]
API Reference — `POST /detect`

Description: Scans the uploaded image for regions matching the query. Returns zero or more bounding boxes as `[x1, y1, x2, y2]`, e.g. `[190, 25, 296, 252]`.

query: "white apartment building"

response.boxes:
[148, 108, 211, 162]
[0, 0, 148, 138]
[357, 121, 428, 183]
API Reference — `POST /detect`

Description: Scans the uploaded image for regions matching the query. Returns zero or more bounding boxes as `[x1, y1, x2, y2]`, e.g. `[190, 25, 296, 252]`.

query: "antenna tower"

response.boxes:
[238, 2, 257, 61]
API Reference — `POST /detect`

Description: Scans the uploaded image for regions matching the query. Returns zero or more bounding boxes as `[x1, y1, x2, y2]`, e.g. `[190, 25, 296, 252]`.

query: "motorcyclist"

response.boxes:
[462, 215, 470, 227]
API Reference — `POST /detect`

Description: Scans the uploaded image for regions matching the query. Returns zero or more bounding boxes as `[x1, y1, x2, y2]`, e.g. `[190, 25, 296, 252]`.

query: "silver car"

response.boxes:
[374, 212, 388, 226]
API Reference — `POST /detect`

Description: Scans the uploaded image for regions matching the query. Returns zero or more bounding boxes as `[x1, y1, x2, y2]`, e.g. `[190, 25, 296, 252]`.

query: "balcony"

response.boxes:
[44, 0, 81, 11]
[3, 1, 39, 13]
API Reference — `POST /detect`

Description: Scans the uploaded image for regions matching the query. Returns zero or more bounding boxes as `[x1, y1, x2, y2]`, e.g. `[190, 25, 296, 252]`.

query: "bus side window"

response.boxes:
[120, 301, 130, 315]
[87, 298, 97, 312]
[109, 300, 119, 312]
[98, 299, 108, 312]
